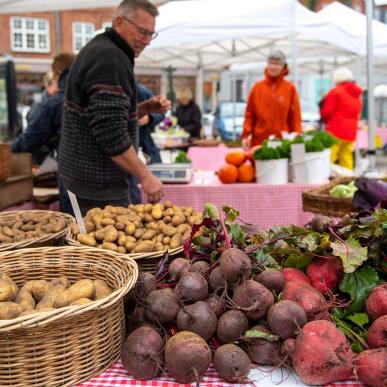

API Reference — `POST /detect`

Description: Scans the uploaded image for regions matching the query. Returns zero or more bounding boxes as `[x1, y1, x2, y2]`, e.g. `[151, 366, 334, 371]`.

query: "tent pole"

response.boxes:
[196, 66, 204, 111]
[291, 0, 298, 89]
[365, 0, 376, 170]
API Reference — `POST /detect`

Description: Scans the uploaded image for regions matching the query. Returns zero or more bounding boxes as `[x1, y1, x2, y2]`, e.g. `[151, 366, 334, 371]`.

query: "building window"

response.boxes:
[10, 17, 50, 53]
[72, 22, 95, 53]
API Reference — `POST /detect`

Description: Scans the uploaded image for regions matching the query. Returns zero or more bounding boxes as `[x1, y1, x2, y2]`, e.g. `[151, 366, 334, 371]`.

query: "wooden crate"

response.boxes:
[0, 153, 33, 210]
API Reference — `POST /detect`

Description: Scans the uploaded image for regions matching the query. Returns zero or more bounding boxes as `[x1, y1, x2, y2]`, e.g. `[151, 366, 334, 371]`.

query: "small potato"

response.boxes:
[85, 221, 95, 233]
[163, 216, 172, 223]
[124, 241, 136, 252]
[170, 233, 183, 249]
[162, 236, 171, 245]
[128, 204, 135, 209]
[133, 240, 155, 253]
[95, 229, 105, 241]
[55, 279, 96, 308]
[171, 215, 185, 227]
[101, 218, 115, 227]
[126, 235, 136, 243]
[155, 242, 165, 252]
[71, 223, 80, 236]
[117, 231, 127, 246]
[176, 224, 189, 234]
[86, 208, 102, 218]
[0, 302, 24, 320]
[0, 279, 16, 302]
[164, 208, 175, 217]
[115, 222, 126, 231]
[164, 200, 173, 208]
[91, 214, 103, 228]
[23, 280, 53, 302]
[144, 203, 153, 213]
[36, 285, 65, 310]
[94, 279, 113, 300]
[135, 204, 145, 213]
[0, 233, 13, 243]
[103, 225, 118, 243]
[2, 226, 14, 237]
[77, 233, 97, 247]
[117, 246, 127, 254]
[52, 218, 66, 233]
[70, 298, 92, 306]
[134, 228, 145, 240]
[142, 229, 156, 240]
[12, 220, 23, 230]
[183, 230, 191, 241]
[184, 207, 194, 217]
[51, 276, 70, 289]
[16, 289, 35, 311]
[142, 213, 152, 223]
[147, 222, 158, 231]
[125, 223, 136, 236]
[151, 204, 163, 220]
[102, 242, 118, 252]
[133, 220, 141, 228]
[155, 234, 164, 244]
[163, 225, 177, 237]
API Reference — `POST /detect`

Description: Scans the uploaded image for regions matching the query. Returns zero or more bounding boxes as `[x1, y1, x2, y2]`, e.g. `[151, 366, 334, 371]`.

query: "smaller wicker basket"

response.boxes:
[0, 143, 12, 182]
[0, 210, 75, 252]
[302, 177, 355, 217]
[0, 246, 138, 387]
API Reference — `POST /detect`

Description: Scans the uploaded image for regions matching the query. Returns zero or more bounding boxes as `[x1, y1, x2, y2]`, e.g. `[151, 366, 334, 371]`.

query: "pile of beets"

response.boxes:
[121, 247, 387, 386]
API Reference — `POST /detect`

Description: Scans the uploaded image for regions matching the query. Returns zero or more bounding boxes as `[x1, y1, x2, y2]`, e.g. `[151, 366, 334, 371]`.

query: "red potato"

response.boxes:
[121, 326, 163, 380]
[282, 268, 311, 285]
[169, 258, 191, 281]
[356, 348, 387, 387]
[255, 269, 285, 295]
[217, 309, 249, 344]
[219, 247, 252, 283]
[306, 257, 344, 295]
[213, 344, 251, 383]
[232, 279, 274, 320]
[165, 331, 212, 384]
[145, 288, 180, 324]
[293, 320, 355, 385]
[366, 284, 387, 321]
[367, 315, 387, 348]
[174, 271, 208, 303]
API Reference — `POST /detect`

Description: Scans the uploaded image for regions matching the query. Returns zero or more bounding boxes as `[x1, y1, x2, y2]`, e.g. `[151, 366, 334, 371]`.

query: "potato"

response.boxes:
[163, 225, 177, 237]
[135, 204, 145, 213]
[155, 234, 164, 244]
[125, 223, 136, 236]
[163, 216, 172, 223]
[117, 232, 127, 246]
[133, 241, 155, 253]
[124, 241, 136, 252]
[0, 232, 13, 243]
[95, 229, 105, 241]
[91, 214, 103, 228]
[128, 204, 135, 209]
[144, 203, 153, 213]
[146, 222, 158, 231]
[134, 228, 145, 240]
[36, 285, 66, 310]
[172, 215, 185, 227]
[162, 236, 171, 245]
[23, 280, 53, 302]
[52, 218, 66, 233]
[2, 226, 14, 237]
[50, 276, 70, 289]
[170, 233, 183, 249]
[0, 302, 24, 320]
[12, 220, 23, 230]
[0, 279, 16, 302]
[101, 217, 115, 227]
[85, 221, 95, 233]
[71, 223, 80, 236]
[115, 221, 126, 231]
[70, 298, 92, 306]
[155, 242, 165, 252]
[55, 279, 96, 308]
[183, 230, 191, 241]
[142, 229, 156, 240]
[16, 289, 35, 311]
[117, 246, 127, 254]
[77, 233, 97, 247]
[0, 273, 19, 300]
[151, 204, 163, 220]
[184, 207, 194, 217]
[102, 242, 118, 252]
[164, 200, 173, 208]
[176, 224, 189, 234]
[164, 208, 175, 217]
[103, 225, 118, 243]
[94, 279, 113, 300]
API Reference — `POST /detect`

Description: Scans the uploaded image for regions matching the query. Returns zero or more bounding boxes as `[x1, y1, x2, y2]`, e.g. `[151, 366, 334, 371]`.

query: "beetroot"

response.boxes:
[213, 344, 251, 383]
[145, 288, 180, 324]
[209, 267, 225, 293]
[255, 269, 284, 295]
[165, 331, 212, 384]
[191, 261, 210, 275]
[126, 306, 148, 334]
[217, 309, 249, 344]
[174, 272, 208, 303]
[206, 293, 225, 317]
[267, 300, 307, 339]
[121, 326, 163, 380]
[169, 258, 191, 281]
[356, 348, 387, 387]
[134, 272, 157, 300]
[280, 338, 296, 363]
[176, 301, 217, 340]
[365, 284, 387, 321]
[293, 320, 355, 385]
[282, 268, 311, 284]
[219, 247, 251, 283]
[367, 315, 387, 348]
[282, 281, 326, 319]
[306, 257, 343, 294]
[232, 279, 274, 320]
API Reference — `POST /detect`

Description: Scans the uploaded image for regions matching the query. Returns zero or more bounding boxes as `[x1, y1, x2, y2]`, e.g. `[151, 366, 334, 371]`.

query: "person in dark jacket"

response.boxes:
[320, 68, 362, 170]
[175, 86, 202, 138]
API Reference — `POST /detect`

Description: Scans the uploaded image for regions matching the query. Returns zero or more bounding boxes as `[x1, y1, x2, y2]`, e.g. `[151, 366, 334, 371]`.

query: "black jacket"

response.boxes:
[175, 100, 202, 138]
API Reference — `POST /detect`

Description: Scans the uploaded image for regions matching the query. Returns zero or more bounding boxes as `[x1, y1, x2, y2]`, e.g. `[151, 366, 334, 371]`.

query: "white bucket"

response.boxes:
[255, 158, 289, 185]
[290, 151, 326, 184]
[322, 148, 331, 180]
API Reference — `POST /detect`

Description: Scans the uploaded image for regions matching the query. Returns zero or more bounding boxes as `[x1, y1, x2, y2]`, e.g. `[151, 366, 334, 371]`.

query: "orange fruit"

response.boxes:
[238, 161, 255, 183]
[225, 150, 246, 166]
[218, 164, 239, 184]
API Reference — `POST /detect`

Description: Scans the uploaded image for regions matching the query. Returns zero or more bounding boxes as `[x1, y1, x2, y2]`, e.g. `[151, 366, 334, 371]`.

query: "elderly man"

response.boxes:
[242, 50, 301, 148]
[58, 0, 169, 215]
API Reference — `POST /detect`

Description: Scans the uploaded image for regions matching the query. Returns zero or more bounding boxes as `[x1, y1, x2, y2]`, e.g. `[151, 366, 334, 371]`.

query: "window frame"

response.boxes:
[72, 21, 95, 53]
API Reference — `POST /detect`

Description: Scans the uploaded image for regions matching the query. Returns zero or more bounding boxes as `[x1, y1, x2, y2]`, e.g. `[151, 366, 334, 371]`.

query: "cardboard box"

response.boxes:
[0, 153, 33, 210]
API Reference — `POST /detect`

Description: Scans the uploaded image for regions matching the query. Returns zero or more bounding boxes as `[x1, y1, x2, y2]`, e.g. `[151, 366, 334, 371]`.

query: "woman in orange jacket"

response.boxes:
[242, 51, 302, 148]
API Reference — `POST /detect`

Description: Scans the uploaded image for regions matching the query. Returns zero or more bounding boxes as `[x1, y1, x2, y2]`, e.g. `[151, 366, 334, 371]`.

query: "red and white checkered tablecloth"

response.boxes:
[79, 360, 364, 387]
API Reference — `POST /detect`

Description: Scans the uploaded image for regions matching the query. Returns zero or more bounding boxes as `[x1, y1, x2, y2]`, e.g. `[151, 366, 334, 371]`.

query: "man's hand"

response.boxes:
[138, 96, 171, 117]
[242, 135, 252, 150]
[140, 173, 164, 203]
[138, 114, 150, 126]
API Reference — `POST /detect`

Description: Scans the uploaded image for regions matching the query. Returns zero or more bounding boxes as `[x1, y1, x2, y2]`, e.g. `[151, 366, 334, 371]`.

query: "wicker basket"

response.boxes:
[302, 177, 355, 217]
[0, 144, 12, 183]
[0, 210, 75, 252]
[0, 246, 138, 386]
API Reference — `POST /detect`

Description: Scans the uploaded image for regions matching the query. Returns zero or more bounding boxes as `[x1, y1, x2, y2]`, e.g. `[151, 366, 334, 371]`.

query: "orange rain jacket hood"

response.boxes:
[242, 66, 302, 146]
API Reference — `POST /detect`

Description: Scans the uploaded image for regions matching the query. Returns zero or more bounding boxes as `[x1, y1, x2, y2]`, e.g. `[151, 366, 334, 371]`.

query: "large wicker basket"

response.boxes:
[302, 177, 355, 217]
[0, 144, 12, 183]
[0, 210, 75, 252]
[0, 246, 138, 386]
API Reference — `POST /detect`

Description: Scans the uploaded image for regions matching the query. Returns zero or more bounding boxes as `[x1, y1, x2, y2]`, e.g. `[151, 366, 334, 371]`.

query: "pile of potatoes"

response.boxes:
[0, 271, 113, 320]
[0, 213, 67, 244]
[72, 202, 203, 254]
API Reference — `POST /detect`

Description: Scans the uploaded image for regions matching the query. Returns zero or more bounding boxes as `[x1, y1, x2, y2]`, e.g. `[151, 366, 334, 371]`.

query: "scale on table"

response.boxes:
[148, 163, 192, 183]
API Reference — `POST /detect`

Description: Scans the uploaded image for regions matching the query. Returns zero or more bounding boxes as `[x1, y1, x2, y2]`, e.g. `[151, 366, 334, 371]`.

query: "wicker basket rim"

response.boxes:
[302, 177, 354, 201]
[0, 210, 75, 251]
[0, 246, 138, 332]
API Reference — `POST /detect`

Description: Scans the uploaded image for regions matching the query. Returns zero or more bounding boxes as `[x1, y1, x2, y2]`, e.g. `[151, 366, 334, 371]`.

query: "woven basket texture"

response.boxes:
[0, 246, 138, 386]
[0, 210, 75, 252]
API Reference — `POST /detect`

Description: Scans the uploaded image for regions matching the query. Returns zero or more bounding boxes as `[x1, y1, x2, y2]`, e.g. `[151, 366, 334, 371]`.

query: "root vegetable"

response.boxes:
[191, 261, 210, 275]
[280, 338, 296, 363]
[134, 272, 157, 300]
[209, 267, 225, 293]
[282, 268, 311, 285]
[219, 248, 251, 283]
[165, 331, 211, 384]
[176, 301, 217, 340]
[232, 279, 274, 320]
[168, 258, 191, 281]
[267, 300, 307, 339]
[293, 320, 355, 385]
[365, 284, 387, 321]
[367, 315, 387, 348]
[145, 288, 180, 324]
[217, 309, 249, 344]
[174, 272, 208, 303]
[121, 326, 163, 380]
[206, 293, 225, 317]
[213, 344, 251, 383]
[255, 269, 284, 295]
[356, 348, 387, 387]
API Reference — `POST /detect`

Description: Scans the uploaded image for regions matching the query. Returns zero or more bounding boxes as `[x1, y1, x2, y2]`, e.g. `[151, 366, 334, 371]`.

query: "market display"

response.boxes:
[120, 203, 386, 387]
[71, 202, 202, 254]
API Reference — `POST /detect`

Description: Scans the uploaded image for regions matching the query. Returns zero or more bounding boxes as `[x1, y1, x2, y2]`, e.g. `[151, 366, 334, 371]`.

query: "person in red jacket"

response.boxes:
[320, 68, 362, 170]
[242, 50, 301, 148]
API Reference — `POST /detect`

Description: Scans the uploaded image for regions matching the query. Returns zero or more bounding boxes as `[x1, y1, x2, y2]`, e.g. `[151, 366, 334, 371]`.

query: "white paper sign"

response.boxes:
[67, 190, 86, 234]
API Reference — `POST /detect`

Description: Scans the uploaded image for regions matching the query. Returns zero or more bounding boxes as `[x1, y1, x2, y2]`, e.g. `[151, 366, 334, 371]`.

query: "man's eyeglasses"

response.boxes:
[122, 16, 158, 40]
